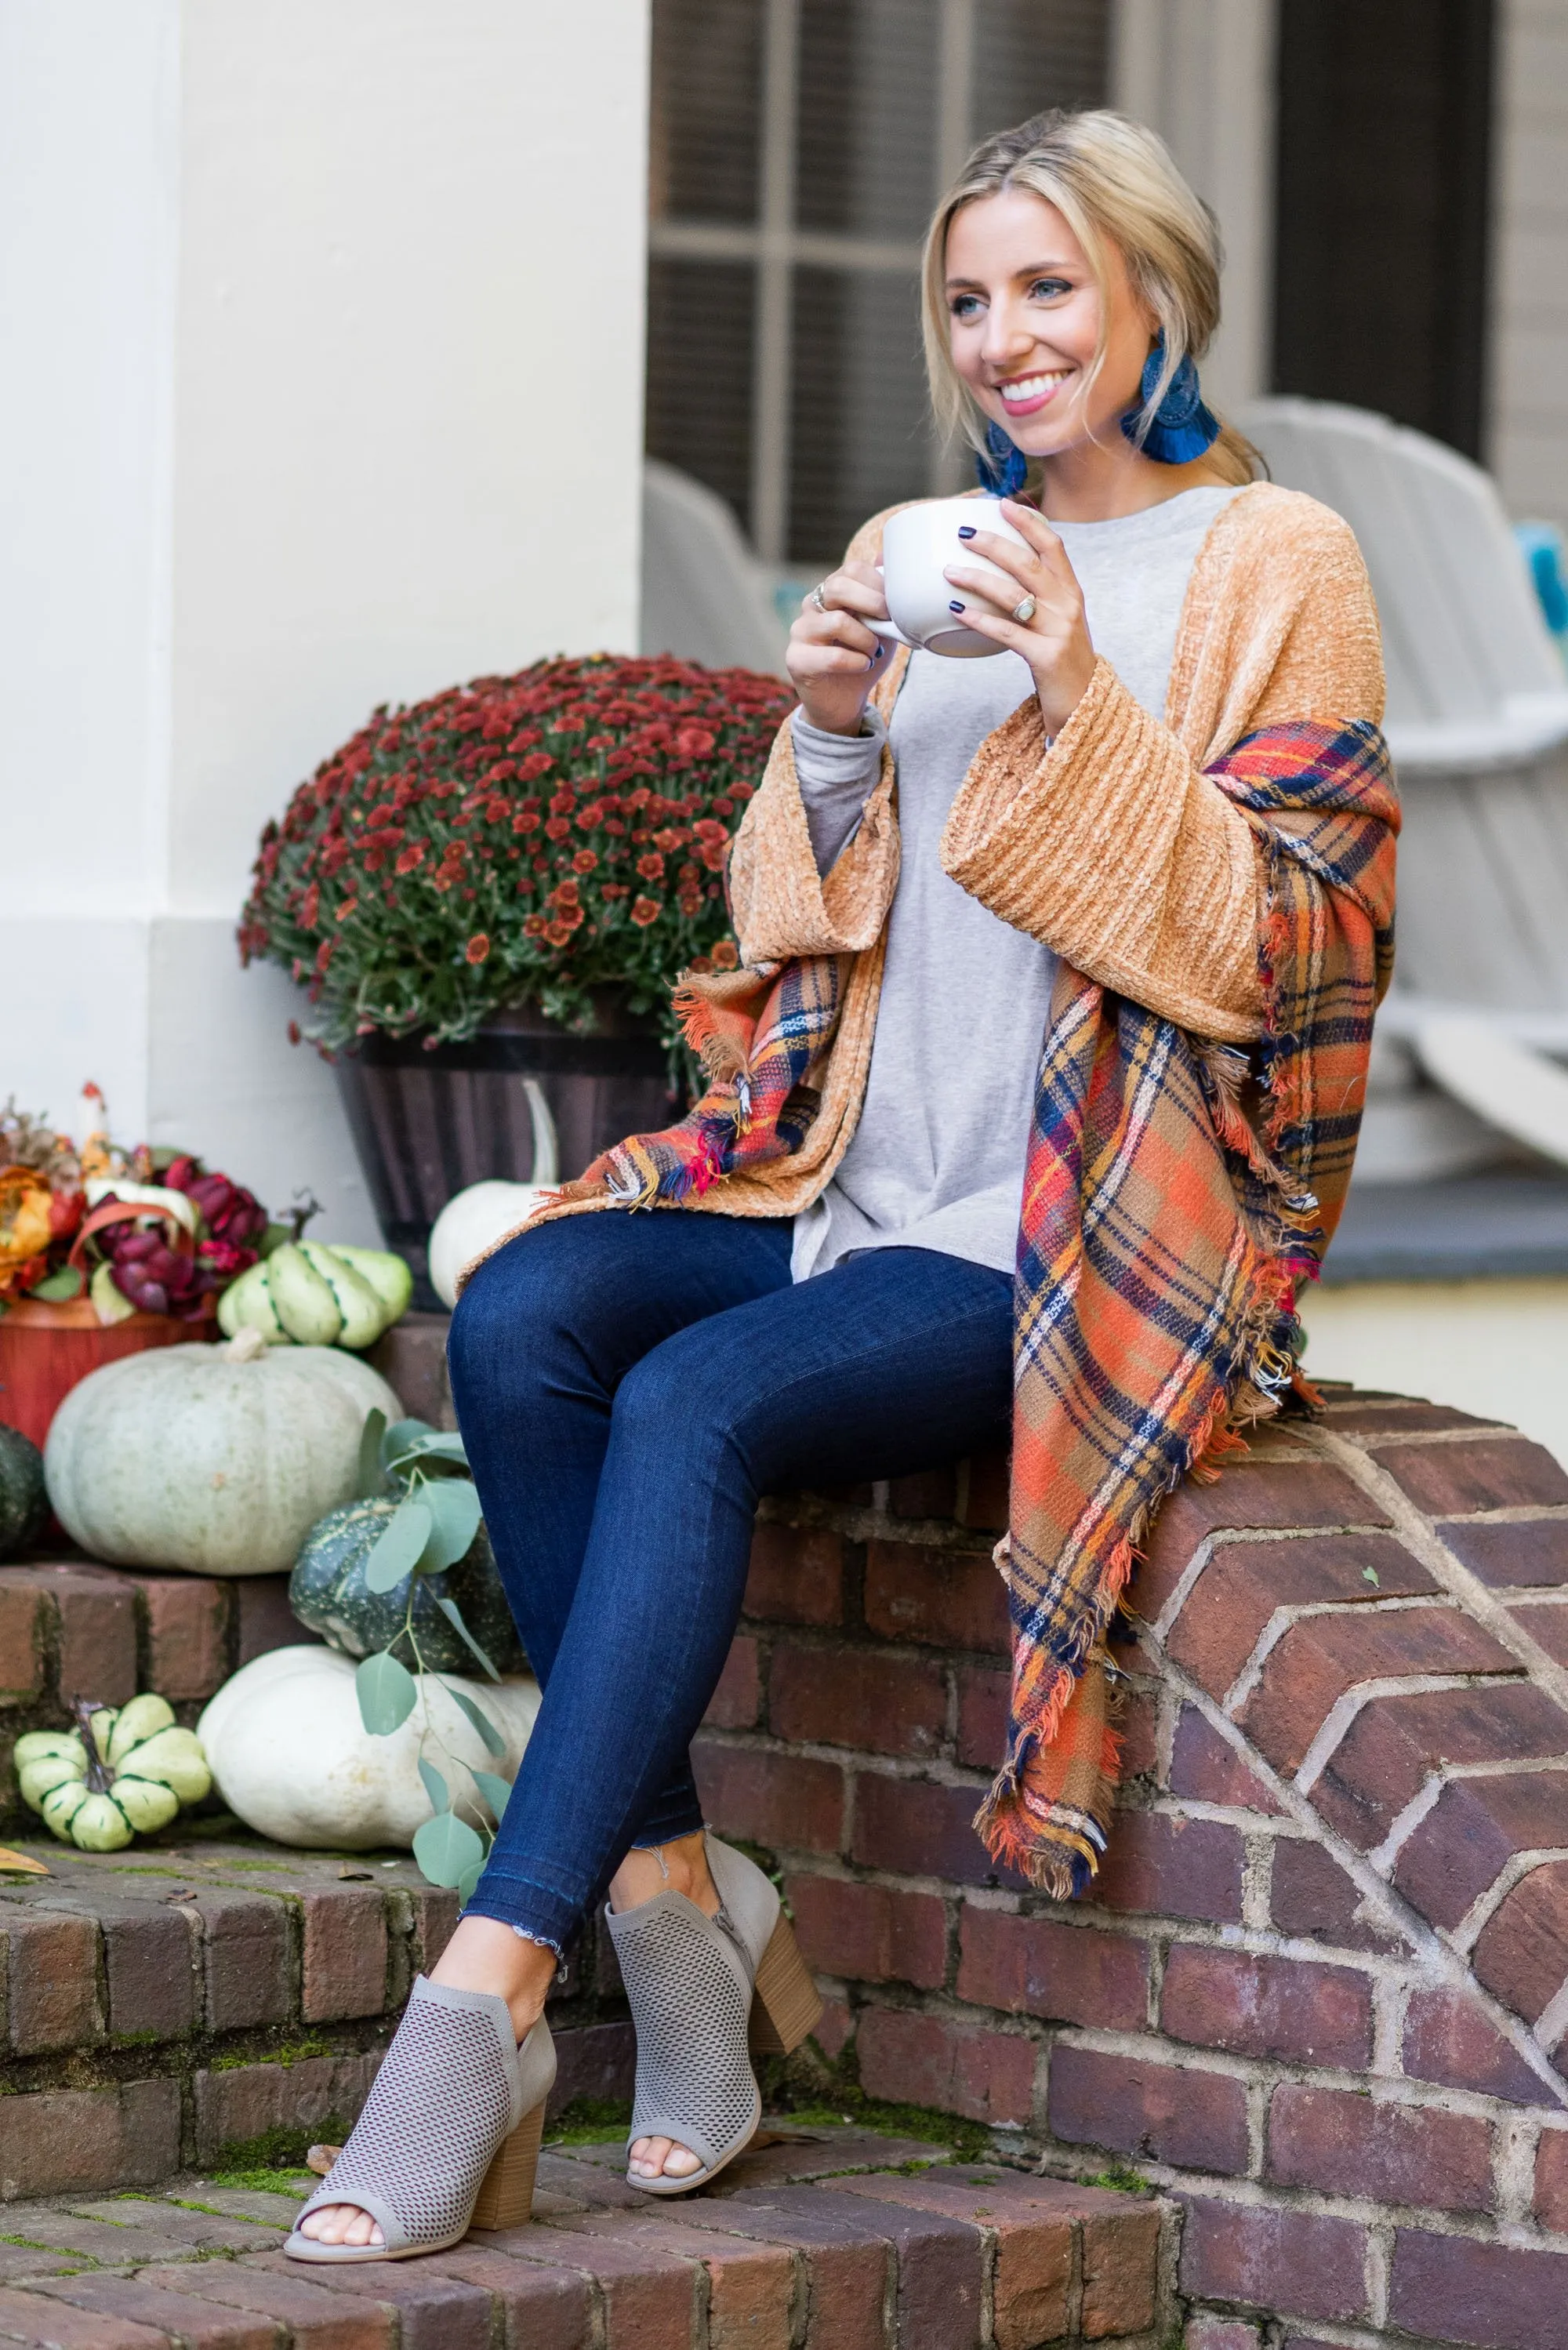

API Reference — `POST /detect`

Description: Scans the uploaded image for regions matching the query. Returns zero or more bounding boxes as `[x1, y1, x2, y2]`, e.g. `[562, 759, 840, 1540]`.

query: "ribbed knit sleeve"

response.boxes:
[940, 656, 1266, 1042]
[727, 705, 902, 964]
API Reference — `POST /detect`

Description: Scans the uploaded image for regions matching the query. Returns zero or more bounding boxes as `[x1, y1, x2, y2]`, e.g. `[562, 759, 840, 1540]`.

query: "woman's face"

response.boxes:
[944, 188, 1153, 460]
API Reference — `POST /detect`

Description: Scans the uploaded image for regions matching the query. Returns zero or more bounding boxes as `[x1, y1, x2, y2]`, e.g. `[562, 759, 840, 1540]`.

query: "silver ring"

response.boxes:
[1011, 594, 1037, 625]
[810, 581, 829, 613]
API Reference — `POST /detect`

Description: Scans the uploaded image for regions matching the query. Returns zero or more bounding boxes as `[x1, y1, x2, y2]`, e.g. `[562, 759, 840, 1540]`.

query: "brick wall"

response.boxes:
[699, 1396, 1568, 2350]
[7, 1361, 1567, 2350]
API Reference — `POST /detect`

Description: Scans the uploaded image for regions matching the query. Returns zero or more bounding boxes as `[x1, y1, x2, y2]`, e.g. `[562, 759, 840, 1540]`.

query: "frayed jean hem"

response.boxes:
[462, 1873, 576, 1958]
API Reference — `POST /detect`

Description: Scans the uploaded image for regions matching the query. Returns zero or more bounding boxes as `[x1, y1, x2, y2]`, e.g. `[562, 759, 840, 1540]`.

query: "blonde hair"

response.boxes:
[920, 108, 1260, 489]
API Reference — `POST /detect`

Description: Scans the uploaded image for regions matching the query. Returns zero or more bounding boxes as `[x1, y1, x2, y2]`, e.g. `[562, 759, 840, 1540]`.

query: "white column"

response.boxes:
[1109, 0, 1277, 416]
[0, 0, 651, 1240]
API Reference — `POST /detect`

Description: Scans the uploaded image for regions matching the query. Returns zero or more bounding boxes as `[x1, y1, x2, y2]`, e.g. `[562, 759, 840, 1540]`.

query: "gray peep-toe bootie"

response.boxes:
[285, 1976, 556, 2262]
[608, 1831, 823, 2196]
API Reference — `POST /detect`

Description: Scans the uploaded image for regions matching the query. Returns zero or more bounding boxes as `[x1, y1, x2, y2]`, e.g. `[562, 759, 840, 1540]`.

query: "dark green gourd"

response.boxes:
[289, 1496, 524, 1676]
[0, 1423, 46, 1561]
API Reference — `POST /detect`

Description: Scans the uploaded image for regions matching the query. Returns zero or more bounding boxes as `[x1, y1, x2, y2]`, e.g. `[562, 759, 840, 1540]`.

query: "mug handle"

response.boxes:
[867, 617, 917, 650]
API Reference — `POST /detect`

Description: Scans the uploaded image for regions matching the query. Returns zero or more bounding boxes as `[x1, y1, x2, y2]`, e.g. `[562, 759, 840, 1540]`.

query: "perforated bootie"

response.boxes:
[285, 1976, 555, 2261]
[608, 1831, 822, 2196]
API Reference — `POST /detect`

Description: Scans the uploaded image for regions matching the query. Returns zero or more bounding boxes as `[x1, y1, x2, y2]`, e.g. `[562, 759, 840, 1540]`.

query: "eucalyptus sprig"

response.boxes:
[350, 1407, 515, 1903]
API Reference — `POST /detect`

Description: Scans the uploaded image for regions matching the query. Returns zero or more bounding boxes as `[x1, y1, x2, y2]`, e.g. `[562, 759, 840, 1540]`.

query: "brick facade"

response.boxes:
[697, 1396, 1568, 2350]
[4, 1377, 1566, 2348]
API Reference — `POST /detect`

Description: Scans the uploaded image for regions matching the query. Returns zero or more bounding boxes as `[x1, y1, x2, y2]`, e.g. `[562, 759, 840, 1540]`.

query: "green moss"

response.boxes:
[212, 2124, 344, 2175]
[208, 2038, 332, 2073]
[202, 2167, 315, 2198]
[165, 2196, 265, 2223]
[764, 2090, 993, 2163]
[544, 2096, 633, 2146]
[1084, 2159, 1155, 2198]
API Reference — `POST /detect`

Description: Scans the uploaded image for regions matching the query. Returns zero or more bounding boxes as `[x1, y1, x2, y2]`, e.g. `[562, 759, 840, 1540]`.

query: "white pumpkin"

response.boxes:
[427, 1078, 559, 1309]
[198, 1645, 541, 1848]
[45, 1335, 402, 1576]
[429, 1182, 554, 1309]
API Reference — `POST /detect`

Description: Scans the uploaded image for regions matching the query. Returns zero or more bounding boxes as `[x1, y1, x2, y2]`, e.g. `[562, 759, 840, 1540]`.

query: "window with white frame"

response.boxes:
[646, 0, 1111, 574]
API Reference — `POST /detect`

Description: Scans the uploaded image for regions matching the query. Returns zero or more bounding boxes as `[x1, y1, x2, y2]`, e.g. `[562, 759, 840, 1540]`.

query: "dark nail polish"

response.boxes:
[956, 525, 976, 539]
[949, 600, 965, 613]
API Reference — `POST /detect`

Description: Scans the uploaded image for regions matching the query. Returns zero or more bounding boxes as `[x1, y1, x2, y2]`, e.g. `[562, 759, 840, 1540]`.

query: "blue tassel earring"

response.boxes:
[975, 420, 1030, 497]
[1121, 331, 1220, 465]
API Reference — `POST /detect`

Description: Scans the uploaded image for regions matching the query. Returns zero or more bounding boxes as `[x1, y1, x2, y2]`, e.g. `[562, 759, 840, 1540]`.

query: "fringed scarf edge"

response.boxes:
[971, 1240, 1303, 1896]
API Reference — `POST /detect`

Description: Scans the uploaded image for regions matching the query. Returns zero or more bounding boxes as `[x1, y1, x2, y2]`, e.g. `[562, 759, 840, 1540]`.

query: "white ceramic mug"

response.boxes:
[869, 495, 1029, 659]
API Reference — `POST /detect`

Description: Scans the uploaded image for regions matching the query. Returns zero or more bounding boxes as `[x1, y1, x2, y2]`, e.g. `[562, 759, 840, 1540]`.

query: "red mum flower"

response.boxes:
[675, 725, 716, 756]
[466, 933, 491, 964]
[637, 852, 666, 881]
[711, 939, 740, 970]
[630, 895, 662, 927]
[572, 849, 599, 874]
[395, 843, 425, 874]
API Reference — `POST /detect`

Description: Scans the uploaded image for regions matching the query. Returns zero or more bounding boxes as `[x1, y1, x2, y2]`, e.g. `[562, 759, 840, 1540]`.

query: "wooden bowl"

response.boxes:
[0, 1295, 219, 1450]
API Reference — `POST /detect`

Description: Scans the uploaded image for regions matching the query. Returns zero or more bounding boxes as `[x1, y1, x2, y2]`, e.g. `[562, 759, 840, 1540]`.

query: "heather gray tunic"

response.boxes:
[789, 486, 1240, 1283]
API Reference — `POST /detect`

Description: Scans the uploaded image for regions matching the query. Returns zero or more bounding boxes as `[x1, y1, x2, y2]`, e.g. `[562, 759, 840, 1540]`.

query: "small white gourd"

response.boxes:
[15, 1694, 212, 1851]
[426, 1080, 559, 1308]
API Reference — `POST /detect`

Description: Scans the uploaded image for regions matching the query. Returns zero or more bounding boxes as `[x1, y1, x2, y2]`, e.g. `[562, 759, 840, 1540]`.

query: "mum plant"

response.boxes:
[239, 654, 793, 1052]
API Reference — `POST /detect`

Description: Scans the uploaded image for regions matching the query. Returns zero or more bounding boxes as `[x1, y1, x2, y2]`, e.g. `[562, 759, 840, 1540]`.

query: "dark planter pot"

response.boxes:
[335, 997, 679, 1309]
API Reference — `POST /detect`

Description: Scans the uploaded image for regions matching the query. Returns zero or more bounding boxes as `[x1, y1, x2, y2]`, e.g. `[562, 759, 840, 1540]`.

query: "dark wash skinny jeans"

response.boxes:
[448, 1208, 1013, 1956]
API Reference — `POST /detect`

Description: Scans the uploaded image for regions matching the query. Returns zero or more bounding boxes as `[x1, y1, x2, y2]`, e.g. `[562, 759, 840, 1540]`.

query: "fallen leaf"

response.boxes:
[337, 1865, 374, 1881]
[0, 1847, 50, 1876]
[307, 2145, 342, 2175]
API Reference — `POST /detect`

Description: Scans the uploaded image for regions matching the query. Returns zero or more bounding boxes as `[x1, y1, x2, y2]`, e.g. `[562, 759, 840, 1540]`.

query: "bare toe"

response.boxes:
[630, 2134, 672, 2177]
[662, 2144, 702, 2177]
[299, 2202, 383, 2246]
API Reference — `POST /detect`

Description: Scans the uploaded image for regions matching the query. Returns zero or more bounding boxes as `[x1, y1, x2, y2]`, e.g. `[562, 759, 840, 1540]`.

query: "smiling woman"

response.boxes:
[288, 107, 1398, 2265]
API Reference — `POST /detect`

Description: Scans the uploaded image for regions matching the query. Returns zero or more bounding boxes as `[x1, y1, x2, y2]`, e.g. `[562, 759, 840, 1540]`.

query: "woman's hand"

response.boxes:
[943, 499, 1097, 736]
[786, 561, 893, 737]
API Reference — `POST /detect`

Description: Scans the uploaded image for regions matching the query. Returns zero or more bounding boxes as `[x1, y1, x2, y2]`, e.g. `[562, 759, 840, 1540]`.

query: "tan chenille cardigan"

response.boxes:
[475, 481, 1385, 1264]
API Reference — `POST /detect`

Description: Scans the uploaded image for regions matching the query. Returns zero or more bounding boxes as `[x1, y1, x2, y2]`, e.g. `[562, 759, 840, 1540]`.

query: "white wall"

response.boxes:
[0, 0, 650, 1239]
[1109, 0, 1277, 415]
[1300, 1280, 1568, 1471]
[1490, 0, 1568, 538]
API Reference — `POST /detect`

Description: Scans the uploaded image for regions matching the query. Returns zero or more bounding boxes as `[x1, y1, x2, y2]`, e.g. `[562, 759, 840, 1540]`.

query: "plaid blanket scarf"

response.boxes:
[565, 717, 1398, 1897]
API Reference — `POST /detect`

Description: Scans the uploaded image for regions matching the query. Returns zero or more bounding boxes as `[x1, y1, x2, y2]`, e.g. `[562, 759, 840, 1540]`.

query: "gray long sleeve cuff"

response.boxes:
[789, 707, 888, 876]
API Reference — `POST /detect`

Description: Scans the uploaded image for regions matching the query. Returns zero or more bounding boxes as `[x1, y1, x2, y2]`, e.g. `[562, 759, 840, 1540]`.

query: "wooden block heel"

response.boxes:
[749, 1912, 824, 2055]
[470, 2096, 546, 2232]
